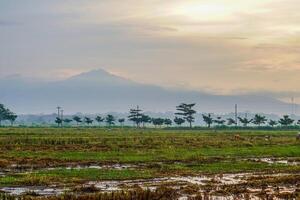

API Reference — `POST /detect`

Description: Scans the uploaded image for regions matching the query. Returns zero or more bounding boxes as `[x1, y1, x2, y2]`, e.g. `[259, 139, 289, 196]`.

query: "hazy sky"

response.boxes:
[1, 0, 300, 102]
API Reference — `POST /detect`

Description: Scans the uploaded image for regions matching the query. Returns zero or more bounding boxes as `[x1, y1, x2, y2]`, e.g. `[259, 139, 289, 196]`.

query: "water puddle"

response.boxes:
[87, 173, 249, 191]
[1, 163, 136, 174]
[63, 163, 136, 170]
[0, 186, 66, 196]
[0, 172, 298, 199]
[87, 173, 299, 199]
[247, 158, 300, 166]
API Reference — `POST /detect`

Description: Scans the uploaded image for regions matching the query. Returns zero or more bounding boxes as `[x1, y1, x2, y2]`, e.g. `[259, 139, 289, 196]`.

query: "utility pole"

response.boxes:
[61, 109, 64, 127]
[235, 104, 238, 127]
[295, 98, 297, 116]
[57, 106, 61, 118]
[136, 105, 140, 128]
[291, 97, 295, 116]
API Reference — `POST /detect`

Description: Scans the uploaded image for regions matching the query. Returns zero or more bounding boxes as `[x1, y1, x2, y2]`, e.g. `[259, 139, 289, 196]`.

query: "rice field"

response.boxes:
[0, 128, 299, 199]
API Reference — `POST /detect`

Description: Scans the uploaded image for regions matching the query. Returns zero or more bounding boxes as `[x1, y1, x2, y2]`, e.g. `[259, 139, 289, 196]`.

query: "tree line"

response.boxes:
[53, 103, 299, 128]
[0, 102, 298, 128]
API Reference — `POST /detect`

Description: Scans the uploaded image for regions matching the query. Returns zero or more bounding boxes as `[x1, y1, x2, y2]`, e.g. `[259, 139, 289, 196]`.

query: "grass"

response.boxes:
[0, 168, 155, 186]
[0, 127, 299, 187]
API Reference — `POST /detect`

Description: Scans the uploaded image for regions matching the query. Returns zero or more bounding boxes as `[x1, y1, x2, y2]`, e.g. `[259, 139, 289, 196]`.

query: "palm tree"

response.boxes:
[213, 116, 226, 126]
[106, 114, 115, 127]
[202, 114, 213, 128]
[84, 117, 93, 126]
[238, 117, 253, 127]
[174, 117, 185, 127]
[253, 114, 267, 126]
[268, 120, 277, 127]
[278, 115, 294, 126]
[73, 116, 82, 126]
[95, 116, 104, 126]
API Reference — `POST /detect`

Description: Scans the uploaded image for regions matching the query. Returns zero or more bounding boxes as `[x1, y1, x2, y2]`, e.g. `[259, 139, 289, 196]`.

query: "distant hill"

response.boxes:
[0, 69, 296, 114]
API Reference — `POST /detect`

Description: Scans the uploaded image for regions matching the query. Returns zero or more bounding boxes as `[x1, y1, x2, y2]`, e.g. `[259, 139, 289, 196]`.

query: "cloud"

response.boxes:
[0, 0, 300, 99]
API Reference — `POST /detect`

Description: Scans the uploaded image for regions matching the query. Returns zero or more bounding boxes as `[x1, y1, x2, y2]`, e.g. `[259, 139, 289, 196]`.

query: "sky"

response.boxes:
[0, 0, 300, 103]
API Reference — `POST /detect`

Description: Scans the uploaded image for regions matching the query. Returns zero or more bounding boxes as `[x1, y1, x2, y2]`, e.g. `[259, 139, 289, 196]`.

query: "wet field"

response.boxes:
[0, 128, 299, 199]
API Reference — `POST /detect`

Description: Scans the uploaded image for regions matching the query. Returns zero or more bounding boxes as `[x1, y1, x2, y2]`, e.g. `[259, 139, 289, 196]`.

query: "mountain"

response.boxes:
[0, 69, 296, 115]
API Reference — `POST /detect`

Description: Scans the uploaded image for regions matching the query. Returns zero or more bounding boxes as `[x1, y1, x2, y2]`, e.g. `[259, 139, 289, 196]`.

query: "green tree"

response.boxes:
[6, 111, 17, 126]
[84, 117, 93, 126]
[238, 117, 253, 127]
[174, 117, 185, 126]
[140, 114, 151, 128]
[152, 118, 164, 128]
[118, 118, 125, 127]
[128, 106, 143, 127]
[227, 118, 236, 126]
[175, 103, 196, 128]
[268, 120, 277, 127]
[202, 114, 213, 128]
[278, 115, 294, 126]
[63, 118, 72, 126]
[55, 117, 62, 127]
[0, 104, 13, 126]
[73, 116, 82, 126]
[106, 114, 115, 127]
[253, 114, 267, 126]
[95, 116, 104, 126]
[164, 118, 172, 127]
[213, 116, 225, 126]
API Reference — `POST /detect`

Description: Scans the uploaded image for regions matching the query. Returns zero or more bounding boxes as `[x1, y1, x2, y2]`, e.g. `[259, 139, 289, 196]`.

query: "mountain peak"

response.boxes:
[65, 68, 136, 85]
[69, 69, 114, 80]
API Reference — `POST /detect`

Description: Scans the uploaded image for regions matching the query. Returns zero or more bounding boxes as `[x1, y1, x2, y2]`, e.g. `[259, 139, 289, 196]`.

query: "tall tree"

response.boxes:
[238, 117, 253, 127]
[95, 116, 104, 126]
[106, 114, 115, 127]
[175, 103, 196, 128]
[278, 115, 294, 126]
[213, 116, 225, 126]
[174, 117, 185, 126]
[73, 116, 82, 126]
[253, 114, 267, 126]
[202, 114, 213, 128]
[128, 106, 143, 127]
[268, 120, 277, 127]
[84, 117, 93, 126]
